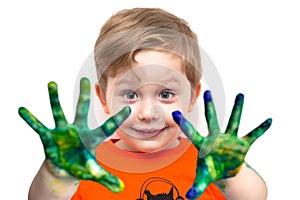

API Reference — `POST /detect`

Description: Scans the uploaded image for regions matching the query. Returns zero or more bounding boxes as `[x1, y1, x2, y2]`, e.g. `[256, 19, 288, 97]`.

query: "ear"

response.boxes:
[95, 83, 110, 114]
[168, 187, 174, 196]
[188, 83, 201, 112]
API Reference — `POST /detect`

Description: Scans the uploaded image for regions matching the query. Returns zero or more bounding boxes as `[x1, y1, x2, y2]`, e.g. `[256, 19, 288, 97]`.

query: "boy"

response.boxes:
[19, 8, 272, 199]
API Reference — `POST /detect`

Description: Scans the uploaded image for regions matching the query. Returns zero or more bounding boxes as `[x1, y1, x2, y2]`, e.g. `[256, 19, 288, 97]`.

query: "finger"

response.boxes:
[95, 171, 125, 193]
[66, 150, 125, 193]
[172, 110, 203, 148]
[18, 107, 52, 145]
[242, 118, 272, 145]
[225, 93, 244, 135]
[186, 164, 212, 199]
[74, 78, 91, 128]
[91, 106, 131, 138]
[48, 81, 67, 126]
[204, 90, 220, 135]
[84, 156, 124, 193]
[18, 107, 48, 133]
[186, 184, 209, 199]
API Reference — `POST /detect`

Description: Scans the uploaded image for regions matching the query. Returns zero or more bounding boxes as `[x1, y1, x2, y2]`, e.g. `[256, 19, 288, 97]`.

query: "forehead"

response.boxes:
[119, 50, 187, 85]
[106, 50, 191, 90]
[133, 50, 183, 71]
[116, 64, 185, 86]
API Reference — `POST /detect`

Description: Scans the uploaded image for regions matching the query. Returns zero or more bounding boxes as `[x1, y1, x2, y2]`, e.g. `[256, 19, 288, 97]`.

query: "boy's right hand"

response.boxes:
[18, 77, 131, 193]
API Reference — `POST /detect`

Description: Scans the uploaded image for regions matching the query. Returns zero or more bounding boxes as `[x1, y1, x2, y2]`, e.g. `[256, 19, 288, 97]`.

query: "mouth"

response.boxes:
[132, 127, 167, 138]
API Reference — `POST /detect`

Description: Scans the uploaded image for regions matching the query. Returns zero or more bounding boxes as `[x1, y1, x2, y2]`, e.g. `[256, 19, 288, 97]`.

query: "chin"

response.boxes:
[118, 127, 180, 152]
[133, 137, 178, 153]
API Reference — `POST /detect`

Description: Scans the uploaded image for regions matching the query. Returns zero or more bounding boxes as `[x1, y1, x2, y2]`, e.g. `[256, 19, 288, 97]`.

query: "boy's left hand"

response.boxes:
[172, 91, 272, 199]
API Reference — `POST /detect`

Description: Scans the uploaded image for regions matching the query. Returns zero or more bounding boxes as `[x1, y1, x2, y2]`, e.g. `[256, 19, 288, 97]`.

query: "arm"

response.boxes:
[19, 78, 131, 200]
[215, 163, 267, 199]
[172, 91, 272, 199]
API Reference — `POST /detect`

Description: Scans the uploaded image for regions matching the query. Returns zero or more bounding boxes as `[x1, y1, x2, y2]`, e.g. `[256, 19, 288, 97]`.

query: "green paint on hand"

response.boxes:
[173, 91, 272, 199]
[18, 77, 131, 193]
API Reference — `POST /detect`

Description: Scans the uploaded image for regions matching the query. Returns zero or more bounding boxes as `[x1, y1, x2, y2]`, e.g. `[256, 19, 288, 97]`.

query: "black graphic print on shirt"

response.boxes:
[136, 177, 185, 200]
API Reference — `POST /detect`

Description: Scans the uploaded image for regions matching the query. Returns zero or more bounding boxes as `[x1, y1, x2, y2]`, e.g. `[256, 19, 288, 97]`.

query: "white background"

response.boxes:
[1, 0, 299, 199]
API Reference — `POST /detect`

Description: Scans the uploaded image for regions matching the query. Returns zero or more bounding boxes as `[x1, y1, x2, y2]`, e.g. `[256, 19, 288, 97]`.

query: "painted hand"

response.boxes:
[172, 90, 272, 199]
[18, 77, 131, 193]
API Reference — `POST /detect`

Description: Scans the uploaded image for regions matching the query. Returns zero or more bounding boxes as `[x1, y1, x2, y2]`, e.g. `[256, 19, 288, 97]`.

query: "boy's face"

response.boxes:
[97, 50, 200, 153]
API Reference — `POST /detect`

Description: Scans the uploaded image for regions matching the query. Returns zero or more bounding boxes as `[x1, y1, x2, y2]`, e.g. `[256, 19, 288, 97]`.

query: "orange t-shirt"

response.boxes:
[71, 137, 225, 200]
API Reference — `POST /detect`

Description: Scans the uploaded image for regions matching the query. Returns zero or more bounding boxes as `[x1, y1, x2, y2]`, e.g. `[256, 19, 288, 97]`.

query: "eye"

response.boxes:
[123, 91, 138, 100]
[158, 91, 175, 99]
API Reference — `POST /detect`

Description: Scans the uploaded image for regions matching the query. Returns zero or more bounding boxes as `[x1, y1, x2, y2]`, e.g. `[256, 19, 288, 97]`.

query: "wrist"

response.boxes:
[214, 162, 246, 192]
[29, 160, 79, 200]
[45, 159, 75, 180]
[214, 162, 267, 199]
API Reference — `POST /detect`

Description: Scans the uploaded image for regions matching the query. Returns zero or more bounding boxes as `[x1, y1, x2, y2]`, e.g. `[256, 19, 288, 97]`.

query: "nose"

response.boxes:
[137, 100, 162, 122]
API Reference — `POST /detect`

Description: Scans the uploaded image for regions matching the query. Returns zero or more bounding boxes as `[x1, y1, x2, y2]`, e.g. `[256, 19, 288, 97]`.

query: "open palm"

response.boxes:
[18, 77, 131, 192]
[172, 91, 272, 199]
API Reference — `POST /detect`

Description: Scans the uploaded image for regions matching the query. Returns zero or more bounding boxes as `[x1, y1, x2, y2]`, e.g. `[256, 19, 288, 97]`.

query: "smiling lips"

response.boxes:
[132, 127, 167, 138]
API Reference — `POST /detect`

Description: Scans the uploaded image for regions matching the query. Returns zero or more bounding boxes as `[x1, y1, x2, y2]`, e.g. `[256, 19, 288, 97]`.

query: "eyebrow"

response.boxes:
[116, 76, 182, 86]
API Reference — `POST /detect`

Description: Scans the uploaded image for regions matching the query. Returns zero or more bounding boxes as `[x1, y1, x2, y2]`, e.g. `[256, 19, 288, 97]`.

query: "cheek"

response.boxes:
[107, 96, 129, 115]
[172, 94, 191, 114]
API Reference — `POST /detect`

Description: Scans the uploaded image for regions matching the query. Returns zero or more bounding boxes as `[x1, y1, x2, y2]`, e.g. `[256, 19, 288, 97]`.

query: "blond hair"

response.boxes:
[94, 8, 201, 97]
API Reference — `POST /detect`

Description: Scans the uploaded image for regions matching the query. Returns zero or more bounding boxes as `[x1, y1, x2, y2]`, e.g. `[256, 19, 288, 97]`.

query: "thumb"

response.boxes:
[85, 158, 124, 193]
[185, 181, 209, 199]
[93, 171, 125, 193]
[186, 175, 211, 199]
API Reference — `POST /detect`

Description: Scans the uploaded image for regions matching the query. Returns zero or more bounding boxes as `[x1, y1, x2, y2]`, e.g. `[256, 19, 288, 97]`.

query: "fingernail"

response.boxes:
[123, 106, 131, 115]
[172, 111, 182, 125]
[81, 77, 89, 83]
[235, 93, 244, 104]
[48, 81, 57, 88]
[116, 179, 125, 193]
[204, 90, 212, 103]
[114, 106, 131, 125]
[186, 186, 200, 199]
[18, 107, 25, 115]
[262, 118, 272, 127]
